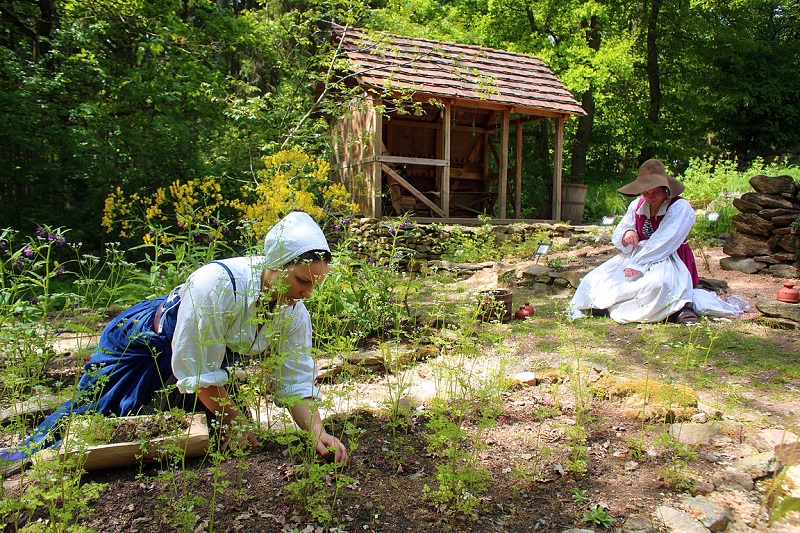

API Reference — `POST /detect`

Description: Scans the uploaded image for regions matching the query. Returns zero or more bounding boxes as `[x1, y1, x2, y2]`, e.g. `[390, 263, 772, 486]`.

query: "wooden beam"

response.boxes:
[385, 118, 492, 135]
[376, 155, 449, 167]
[373, 99, 383, 219]
[488, 139, 500, 168]
[376, 90, 583, 118]
[552, 116, 565, 222]
[484, 115, 547, 132]
[442, 102, 452, 216]
[381, 163, 445, 217]
[515, 122, 523, 217]
[499, 109, 509, 219]
[465, 135, 482, 164]
[483, 134, 490, 182]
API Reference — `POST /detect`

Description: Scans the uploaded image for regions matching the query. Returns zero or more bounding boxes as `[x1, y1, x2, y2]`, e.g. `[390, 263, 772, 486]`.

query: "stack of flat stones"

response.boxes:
[721, 174, 799, 278]
[719, 174, 800, 328]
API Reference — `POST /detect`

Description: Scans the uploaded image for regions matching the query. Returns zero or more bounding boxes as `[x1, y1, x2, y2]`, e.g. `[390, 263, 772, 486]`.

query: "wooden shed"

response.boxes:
[330, 27, 586, 223]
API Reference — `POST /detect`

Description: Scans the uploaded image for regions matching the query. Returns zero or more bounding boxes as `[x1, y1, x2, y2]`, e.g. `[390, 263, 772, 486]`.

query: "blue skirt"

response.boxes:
[2, 292, 181, 462]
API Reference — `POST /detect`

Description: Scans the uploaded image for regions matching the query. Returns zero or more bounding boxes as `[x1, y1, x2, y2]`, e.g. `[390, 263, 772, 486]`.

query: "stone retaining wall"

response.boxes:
[327, 218, 582, 272]
[721, 175, 799, 278]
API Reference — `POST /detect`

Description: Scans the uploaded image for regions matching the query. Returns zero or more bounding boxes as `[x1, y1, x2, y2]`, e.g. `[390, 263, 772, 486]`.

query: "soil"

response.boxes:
[106, 413, 191, 444]
[3, 243, 800, 533]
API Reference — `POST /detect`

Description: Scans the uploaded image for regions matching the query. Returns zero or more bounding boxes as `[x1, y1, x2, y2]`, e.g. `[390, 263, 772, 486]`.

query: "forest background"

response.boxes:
[2, 0, 800, 247]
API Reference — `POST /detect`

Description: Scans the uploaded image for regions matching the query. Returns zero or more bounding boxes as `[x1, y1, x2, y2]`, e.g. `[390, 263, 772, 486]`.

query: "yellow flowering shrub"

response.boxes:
[231, 149, 358, 240]
[102, 176, 230, 245]
[102, 149, 358, 246]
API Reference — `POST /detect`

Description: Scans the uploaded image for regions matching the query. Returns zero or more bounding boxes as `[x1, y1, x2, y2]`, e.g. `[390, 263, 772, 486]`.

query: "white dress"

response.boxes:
[568, 198, 696, 324]
[568, 198, 749, 323]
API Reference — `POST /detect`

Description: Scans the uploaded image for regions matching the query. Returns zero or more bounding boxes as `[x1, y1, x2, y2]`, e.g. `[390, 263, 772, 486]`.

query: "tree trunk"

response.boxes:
[571, 15, 601, 183]
[639, 0, 662, 165]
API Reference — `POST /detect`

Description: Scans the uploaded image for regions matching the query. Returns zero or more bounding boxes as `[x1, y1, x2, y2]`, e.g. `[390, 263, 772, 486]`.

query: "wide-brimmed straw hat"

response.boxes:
[617, 159, 685, 197]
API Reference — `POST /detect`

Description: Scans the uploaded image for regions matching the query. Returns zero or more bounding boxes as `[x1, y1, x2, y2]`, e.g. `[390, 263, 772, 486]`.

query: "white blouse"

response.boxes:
[611, 197, 695, 275]
[170, 256, 320, 403]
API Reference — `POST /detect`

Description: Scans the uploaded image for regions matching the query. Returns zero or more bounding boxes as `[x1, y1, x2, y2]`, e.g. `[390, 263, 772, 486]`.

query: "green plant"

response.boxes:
[626, 436, 647, 460]
[309, 216, 412, 352]
[9, 450, 107, 533]
[582, 505, 616, 528]
[571, 488, 589, 504]
[439, 215, 496, 262]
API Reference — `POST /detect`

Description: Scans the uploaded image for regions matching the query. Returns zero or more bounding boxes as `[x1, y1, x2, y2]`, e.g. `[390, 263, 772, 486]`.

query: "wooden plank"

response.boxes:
[442, 103, 451, 216]
[515, 122, 523, 217]
[376, 155, 449, 167]
[499, 109, 509, 219]
[372, 99, 383, 219]
[386, 118, 492, 135]
[488, 140, 500, 168]
[381, 163, 445, 217]
[33, 414, 209, 471]
[553, 115, 565, 222]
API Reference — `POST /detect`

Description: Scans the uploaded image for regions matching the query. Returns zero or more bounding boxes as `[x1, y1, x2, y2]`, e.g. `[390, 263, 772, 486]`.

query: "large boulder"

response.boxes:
[731, 213, 775, 237]
[741, 192, 795, 210]
[755, 300, 800, 322]
[749, 174, 798, 196]
[723, 232, 772, 257]
[768, 233, 799, 253]
[771, 213, 800, 227]
[720, 256, 766, 274]
[733, 197, 762, 213]
[758, 208, 800, 220]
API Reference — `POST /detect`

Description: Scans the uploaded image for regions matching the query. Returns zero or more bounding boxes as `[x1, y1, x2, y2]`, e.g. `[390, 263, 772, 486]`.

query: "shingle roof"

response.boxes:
[338, 27, 585, 117]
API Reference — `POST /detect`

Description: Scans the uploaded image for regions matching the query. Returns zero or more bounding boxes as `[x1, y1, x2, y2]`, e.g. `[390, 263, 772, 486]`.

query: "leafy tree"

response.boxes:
[699, 0, 800, 162]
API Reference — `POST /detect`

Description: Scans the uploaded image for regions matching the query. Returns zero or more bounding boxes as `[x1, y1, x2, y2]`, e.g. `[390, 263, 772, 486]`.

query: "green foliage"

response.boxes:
[582, 505, 616, 528]
[309, 217, 412, 352]
[681, 156, 754, 201]
[571, 488, 589, 504]
[771, 496, 800, 524]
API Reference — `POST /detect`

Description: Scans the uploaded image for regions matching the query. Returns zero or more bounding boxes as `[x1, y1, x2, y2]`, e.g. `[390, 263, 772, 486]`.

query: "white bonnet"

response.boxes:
[263, 212, 330, 269]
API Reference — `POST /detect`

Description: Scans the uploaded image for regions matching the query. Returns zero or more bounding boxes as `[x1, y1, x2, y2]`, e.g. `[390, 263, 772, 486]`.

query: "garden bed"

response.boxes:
[32, 412, 208, 470]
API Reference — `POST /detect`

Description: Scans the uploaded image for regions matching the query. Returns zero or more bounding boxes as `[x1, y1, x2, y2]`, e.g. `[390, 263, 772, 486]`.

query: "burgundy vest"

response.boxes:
[634, 197, 700, 287]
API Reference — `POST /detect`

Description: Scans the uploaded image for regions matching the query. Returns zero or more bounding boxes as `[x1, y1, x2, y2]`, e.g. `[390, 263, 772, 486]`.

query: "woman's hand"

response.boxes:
[290, 400, 349, 465]
[624, 268, 641, 278]
[221, 420, 259, 452]
[197, 385, 258, 451]
[622, 230, 640, 248]
[316, 431, 348, 464]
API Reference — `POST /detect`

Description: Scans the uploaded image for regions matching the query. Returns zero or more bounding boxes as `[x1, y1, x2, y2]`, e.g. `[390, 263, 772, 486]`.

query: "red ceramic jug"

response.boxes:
[777, 282, 800, 303]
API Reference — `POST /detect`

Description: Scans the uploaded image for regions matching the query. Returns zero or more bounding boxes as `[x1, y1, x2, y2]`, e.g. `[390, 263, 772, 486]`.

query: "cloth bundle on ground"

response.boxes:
[1, 212, 329, 464]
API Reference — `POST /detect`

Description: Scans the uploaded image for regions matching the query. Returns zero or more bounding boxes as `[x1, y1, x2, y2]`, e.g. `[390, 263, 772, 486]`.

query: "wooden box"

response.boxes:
[33, 413, 209, 470]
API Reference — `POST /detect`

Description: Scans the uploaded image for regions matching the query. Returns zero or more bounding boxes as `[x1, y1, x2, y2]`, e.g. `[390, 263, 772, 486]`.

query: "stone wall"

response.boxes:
[721, 175, 799, 278]
[327, 218, 579, 272]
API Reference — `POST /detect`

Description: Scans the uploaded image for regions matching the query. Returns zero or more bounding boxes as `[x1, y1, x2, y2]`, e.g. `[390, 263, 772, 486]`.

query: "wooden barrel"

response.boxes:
[478, 289, 514, 322]
[561, 183, 589, 224]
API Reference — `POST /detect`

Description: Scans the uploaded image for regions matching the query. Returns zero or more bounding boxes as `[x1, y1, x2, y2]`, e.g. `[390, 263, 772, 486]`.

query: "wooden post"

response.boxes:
[442, 102, 451, 217]
[373, 99, 383, 219]
[552, 116, 565, 222]
[499, 109, 509, 219]
[515, 121, 523, 218]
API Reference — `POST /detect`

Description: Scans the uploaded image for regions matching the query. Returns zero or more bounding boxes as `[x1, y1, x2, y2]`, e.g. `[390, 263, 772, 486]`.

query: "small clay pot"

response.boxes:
[515, 302, 535, 319]
[777, 282, 800, 303]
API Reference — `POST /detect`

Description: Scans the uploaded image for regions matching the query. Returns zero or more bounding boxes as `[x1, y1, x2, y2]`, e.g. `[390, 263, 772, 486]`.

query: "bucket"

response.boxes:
[478, 289, 513, 322]
[561, 183, 589, 225]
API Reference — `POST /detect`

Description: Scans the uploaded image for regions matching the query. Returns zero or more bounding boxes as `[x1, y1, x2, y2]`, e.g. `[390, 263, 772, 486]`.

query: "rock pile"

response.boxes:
[721, 174, 799, 278]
